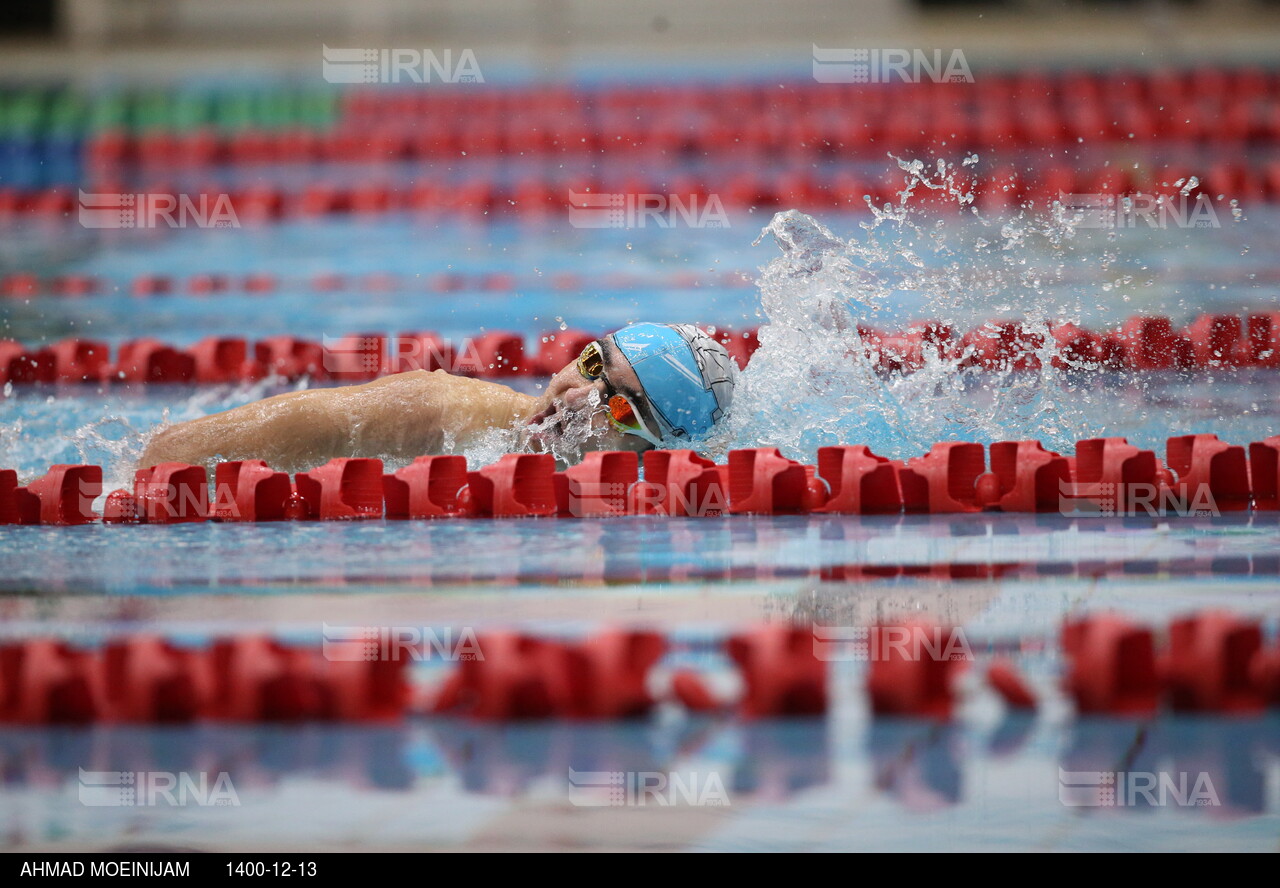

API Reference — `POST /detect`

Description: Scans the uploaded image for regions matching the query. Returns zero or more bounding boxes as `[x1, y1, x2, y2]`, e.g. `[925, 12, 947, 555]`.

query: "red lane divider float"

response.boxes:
[132, 462, 208, 523]
[0, 327, 759, 384]
[1061, 612, 1280, 717]
[23, 464, 102, 525]
[814, 445, 902, 514]
[728, 625, 828, 718]
[294, 457, 384, 520]
[212, 460, 293, 521]
[463, 453, 558, 518]
[7, 312, 1280, 388]
[629, 449, 726, 517]
[73, 115, 1280, 172]
[3, 610, 1278, 724]
[51, 70, 1280, 175]
[1165, 611, 1267, 714]
[431, 629, 666, 720]
[0, 635, 409, 724]
[556, 450, 638, 518]
[866, 620, 967, 720]
[3, 432, 1278, 527]
[1062, 614, 1162, 716]
[383, 455, 469, 519]
[3, 171, 1275, 226]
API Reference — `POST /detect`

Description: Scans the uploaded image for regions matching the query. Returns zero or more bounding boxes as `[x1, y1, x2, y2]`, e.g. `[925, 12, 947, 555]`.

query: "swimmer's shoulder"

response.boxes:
[364, 369, 534, 424]
[359, 369, 520, 400]
[362, 368, 475, 389]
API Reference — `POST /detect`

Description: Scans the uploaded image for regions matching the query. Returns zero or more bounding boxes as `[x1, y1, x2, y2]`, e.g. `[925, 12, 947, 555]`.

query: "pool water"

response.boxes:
[3, 182, 1280, 850]
[3, 202, 1279, 477]
[4, 206, 1278, 344]
[2, 711, 1278, 851]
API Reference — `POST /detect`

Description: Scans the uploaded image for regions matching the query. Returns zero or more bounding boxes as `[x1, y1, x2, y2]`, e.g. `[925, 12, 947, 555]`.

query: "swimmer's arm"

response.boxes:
[137, 371, 482, 474]
[138, 387, 347, 473]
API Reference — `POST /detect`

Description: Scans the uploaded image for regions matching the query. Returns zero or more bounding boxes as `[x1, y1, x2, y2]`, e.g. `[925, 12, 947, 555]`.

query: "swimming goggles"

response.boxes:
[576, 341, 664, 446]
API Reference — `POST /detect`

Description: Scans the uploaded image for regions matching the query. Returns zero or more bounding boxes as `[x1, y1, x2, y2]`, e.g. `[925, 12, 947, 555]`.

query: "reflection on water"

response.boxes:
[1061, 717, 1280, 818]
[0, 512, 1278, 597]
[868, 720, 965, 811]
[1, 714, 1276, 829]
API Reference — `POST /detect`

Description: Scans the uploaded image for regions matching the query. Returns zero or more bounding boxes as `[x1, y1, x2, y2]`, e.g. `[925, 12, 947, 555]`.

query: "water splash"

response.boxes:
[712, 158, 1173, 462]
[455, 156, 1252, 466]
[457, 387, 612, 470]
[65, 416, 152, 493]
[0, 376, 295, 487]
[1, 159, 1261, 478]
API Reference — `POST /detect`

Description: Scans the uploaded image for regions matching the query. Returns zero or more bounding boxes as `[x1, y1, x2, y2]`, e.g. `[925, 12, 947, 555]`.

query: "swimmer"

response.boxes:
[138, 323, 736, 472]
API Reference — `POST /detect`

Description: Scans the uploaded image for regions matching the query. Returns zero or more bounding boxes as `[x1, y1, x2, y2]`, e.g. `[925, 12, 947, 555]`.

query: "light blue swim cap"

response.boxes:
[609, 323, 736, 440]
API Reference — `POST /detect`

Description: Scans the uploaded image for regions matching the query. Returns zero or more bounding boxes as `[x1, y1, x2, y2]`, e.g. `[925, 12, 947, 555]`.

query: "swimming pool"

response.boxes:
[3, 71, 1280, 851]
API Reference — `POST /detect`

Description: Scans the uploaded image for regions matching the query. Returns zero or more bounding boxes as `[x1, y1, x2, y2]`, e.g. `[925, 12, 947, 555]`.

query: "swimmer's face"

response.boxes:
[527, 337, 661, 455]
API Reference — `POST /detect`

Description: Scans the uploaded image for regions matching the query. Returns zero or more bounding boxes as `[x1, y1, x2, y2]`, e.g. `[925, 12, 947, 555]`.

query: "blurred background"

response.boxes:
[3, 0, 1279, 341]
[4, 1, 1280, 68]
